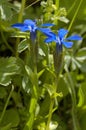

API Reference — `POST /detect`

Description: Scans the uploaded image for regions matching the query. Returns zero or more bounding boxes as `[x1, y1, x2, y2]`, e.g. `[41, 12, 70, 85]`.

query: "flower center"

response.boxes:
[28, 26, 32, 31]
[28, 25, 37, 32]
[56, 36, 61, 45]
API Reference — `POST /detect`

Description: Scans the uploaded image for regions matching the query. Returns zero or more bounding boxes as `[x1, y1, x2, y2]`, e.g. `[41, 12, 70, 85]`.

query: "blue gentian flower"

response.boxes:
[44, 28, 82, 52]
[11, 19, 54, 42]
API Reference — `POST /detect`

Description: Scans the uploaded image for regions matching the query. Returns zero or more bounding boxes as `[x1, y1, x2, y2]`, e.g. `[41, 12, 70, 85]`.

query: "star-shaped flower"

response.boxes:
[11, 19, 54, 42]
[44, 28, 82, 52]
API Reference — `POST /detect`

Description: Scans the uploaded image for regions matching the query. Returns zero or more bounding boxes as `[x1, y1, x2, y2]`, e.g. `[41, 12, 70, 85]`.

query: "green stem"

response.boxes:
[24, 41, 38, 130]
[25, 0, 41, 10]
[54, 0, 59, 24]
[24, 85, 38, 130]
[65, 68, 81, 130]
[46, 50, 62, 130]
[46, 99, 54, 130]
[47, 45, 50, 66]
[68, 0, 83, 32]
[46, 76, 60, 130]
[0, 85, 14, 124]
[15, 0, 26, 57]
[1, 31, 14, 54]
[18, 0, 26, 22]
[55, 0, 59, 10]
[68, 0, 77, 14]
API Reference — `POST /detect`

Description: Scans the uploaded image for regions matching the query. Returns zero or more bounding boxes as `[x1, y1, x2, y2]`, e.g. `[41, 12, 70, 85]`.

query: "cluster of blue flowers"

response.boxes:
[12, 19, 82, 51]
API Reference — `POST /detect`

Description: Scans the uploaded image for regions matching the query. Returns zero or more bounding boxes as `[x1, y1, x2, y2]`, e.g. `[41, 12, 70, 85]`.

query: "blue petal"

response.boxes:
[44, 32, 56, 37]
[67, 35, 82, 41]
[24, 19, 36, 26]
[11, 23, 30, 31]
[62, 41, 73, 48]
[20, 26, 31, 32]
[44, 37, 55, 43]
[46, 32, 56, 38]
[38, 28, 56, 37]
[11, 23, 30, 32]
[58, 28, 68, 39]
[41, 23, 55, 27]
[38, 27, 51, 32]
[11, 23, 24, 28]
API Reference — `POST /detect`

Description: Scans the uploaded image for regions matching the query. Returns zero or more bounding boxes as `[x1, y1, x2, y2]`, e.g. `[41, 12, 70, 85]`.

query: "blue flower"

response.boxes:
[44, 28, 82, 52]
[11, 19, 54, 42]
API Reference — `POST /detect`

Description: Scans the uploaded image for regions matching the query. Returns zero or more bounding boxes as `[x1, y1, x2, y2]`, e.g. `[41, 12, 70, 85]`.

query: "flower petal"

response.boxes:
[20, 27, 31, 32]
[45, 32, 56, 38]
[67, 35, 82, 41]
[11, 23, 30, 31]
[44, 37, 55, 43]
[38, 27, 56, 37]
[38, 27, 51, 32]
[24, 19, 36, 26]
[62, 41, 73, 48]
[58, 28, 68, 39]
[41, 23, 55, 27]
[11, 23, 24, 28]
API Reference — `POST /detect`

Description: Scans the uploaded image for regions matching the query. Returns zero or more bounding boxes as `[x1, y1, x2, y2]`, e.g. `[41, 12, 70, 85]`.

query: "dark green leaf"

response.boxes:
[0, 87, 7, 99]
[1, 109, 20, 127]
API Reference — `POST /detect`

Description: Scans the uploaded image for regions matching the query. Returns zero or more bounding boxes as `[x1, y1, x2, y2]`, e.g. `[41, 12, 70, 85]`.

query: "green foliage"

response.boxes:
[18, 39, 29, 53]
[0, 87, 7, 99]
[0, 0, 86, 130]
[0, 57, 21, 86]
[1, 109, 20, 127]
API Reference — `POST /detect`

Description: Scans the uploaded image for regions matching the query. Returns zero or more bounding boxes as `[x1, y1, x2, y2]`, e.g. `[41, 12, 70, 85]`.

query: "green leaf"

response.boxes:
[2, 4, 12, 20]
[39, 94, 50, 116]
[11, 32, 29, 38]
[0, 57, 20, 74]
[12, 91, 23, 107]
[79, 110, 86, 130]
[58, 16, 69, 23]
[25, 65, 38, 86]
[22, 75, 32, 93]
[44, 83, 56, 97]
[0, 57, 21, 86]
[0, 74, 11, 86]
[0, 87, 7, 99]
[1, 109, 20, 128]
[0, 124, 11, 130]
[80, 60, 86, 73]
[38, 48, 45, 56]
[72, 57, 81, 70]
[52, 114, 67, 130]
[25, 65, 33, 82]
[0, 0, 12, 20]
[58, 76, 69, 101]
[0, 0, 18, 22]
[18, 39, 29, 53]
[78, 82, 86, 107]
[76, 48, 86, 62]
[38, 69, 45, 78]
